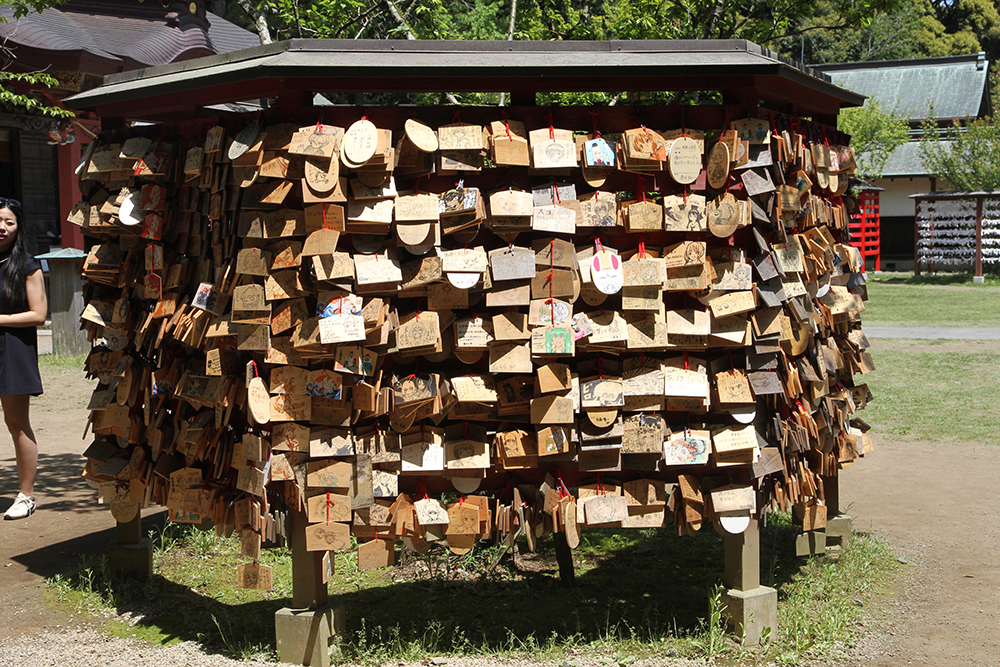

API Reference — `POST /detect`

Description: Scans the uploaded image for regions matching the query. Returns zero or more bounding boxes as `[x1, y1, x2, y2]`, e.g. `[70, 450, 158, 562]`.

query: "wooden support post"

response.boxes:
[553, 532, 575, 587]
[106, 513, 153, 577]
[974, 196, 985, 283]
[821, 474, 853, 551]
[720, 518, 777, 646]
[290, 510, 328, 609]
[276, 510, 344, 667]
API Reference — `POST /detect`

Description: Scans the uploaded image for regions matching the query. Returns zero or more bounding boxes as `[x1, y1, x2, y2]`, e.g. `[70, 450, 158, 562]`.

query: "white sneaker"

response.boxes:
[4, 492, 35, 520]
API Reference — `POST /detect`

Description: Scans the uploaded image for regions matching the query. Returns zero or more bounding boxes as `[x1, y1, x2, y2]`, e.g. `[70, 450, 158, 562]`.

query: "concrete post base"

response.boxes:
[275, 603, 346, 666]
[795, 530, 827, 557]
[105, 538, 153, 577]
[825, 514, 853, 551]
[722, 586, 777, 646]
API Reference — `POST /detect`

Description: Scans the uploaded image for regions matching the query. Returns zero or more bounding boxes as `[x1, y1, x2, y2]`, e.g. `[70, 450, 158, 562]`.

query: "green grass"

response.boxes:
[864, 272, 1000, 327]
[861, 346, 1000, 445]
[45, 517, 899, 666]
[37, 353, 87, 370]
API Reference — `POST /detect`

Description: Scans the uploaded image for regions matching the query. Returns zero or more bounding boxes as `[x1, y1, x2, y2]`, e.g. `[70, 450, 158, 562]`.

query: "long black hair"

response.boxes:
[0, 200, 31, 314]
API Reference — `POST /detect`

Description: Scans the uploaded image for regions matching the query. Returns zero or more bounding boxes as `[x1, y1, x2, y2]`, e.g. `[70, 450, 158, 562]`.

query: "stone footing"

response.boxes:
[105, 538, 153, 577]
[275, 603, 346, 666]
[721, 586, 778, 646]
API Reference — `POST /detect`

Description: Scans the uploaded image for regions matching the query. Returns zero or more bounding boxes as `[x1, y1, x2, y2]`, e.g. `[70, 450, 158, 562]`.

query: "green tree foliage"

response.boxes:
[222, 0, 902, 46]
[920, 113, 1000, 190]
[1, 0, 75, 118]
[837, 96, 909, 179]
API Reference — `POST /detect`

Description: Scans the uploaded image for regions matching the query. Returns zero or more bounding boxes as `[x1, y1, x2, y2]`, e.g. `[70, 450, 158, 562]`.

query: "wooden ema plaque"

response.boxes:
[75, 107, 871, 588]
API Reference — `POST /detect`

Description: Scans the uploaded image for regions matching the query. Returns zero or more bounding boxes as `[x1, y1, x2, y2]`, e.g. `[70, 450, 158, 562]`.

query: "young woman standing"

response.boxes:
[0, 199, 47, 520]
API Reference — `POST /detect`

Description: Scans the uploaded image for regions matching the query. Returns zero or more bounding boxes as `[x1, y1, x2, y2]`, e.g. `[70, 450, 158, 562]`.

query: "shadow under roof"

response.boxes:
[65, 38, 865, 121]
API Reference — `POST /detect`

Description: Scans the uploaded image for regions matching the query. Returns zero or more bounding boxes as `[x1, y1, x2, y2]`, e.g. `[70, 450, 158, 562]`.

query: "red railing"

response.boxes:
[849, 190, 880, 271]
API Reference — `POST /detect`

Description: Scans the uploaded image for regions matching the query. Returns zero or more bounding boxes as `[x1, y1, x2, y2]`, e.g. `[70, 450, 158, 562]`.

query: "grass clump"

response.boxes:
[774, 531, 899, 665]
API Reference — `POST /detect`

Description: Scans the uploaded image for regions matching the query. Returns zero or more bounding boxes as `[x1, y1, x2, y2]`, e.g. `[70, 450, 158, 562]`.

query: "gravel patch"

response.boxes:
[0, 628, 720, 667]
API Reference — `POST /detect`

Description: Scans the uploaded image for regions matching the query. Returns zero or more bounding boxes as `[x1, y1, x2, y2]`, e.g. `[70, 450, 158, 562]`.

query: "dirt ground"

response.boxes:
[1, 340, 998, 665]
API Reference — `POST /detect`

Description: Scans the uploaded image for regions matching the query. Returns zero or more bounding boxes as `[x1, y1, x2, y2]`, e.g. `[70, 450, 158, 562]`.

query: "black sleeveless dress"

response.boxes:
[0, 255, 44, 397]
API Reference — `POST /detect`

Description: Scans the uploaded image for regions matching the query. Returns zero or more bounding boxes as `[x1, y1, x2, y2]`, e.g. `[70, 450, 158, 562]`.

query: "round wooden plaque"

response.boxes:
[342, 119, 378, 165]
[706, 141, 730, 190]
[357, 169, 389, 188]
[405, 118, 439, 153]
[247, 376, 271, 425]
[390, 410, 415, 433]
[228, 121, 260, 161]
[582, 165, 608, 188]
[110, 493, 139, 523]
[564, 500, 581, 548]
[585, 407, 618, 428]
[452, 477, 481, 494]
[815, 167, 830, 190]
[304, 155, 338, 193]
[450, 224, 481, 246]
[396, 221, 433, 247]
[580, 283, 607, 306]
[591, 250, 623, 295]
[454, 349, 484, 365]
[784, 317, 810, 356]
[708, 192, 740, 238]
[102, 328, 129, 351]
[728, 405, 756, 424]
[827, 171, 839, 194]
[352, 234, 383, 254]
[447, 533, 476, 555]
[447, 272, 480, 289]
[718, 511, 751, 535]
[834, 172, 849, 196]
[668, 136, 702, 185]
[403, 535, 431, 555]
[116, 365, 133, 406]
[119, 189, 142, 225]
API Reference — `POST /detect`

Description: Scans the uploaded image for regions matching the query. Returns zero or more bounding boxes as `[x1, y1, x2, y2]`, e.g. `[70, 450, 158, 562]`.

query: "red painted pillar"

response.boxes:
[57, 141, 83, 250]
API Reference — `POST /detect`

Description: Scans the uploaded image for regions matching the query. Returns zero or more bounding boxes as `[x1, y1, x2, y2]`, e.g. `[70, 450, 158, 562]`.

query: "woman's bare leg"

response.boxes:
[2, 394, 37, 498]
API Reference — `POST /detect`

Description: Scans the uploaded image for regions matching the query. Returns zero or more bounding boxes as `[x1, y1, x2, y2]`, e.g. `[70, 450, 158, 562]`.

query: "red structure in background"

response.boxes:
[849, 188, 881, 271]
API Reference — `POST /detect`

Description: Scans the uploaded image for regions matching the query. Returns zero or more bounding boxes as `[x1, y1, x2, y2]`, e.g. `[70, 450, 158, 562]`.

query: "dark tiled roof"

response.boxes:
[816, 54, 990, 122]
[0, 1, 258, 75]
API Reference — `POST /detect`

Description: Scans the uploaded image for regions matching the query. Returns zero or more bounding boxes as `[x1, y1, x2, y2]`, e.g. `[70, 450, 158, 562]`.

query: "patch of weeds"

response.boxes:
[771, 531, 898, 665]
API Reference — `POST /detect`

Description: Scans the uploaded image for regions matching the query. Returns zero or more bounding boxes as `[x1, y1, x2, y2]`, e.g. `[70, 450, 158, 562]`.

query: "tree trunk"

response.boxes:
[234, 0, 273, 44]
[701, 0, 726, 40]
[386, 0, 417, 40]
[499, 0, 518, 106]
[553, 532, 575, 587]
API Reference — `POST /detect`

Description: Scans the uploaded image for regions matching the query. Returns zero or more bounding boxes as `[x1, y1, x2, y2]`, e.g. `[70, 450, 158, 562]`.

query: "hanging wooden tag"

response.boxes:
[342, 119, 379, 165]
[708, 192, 739, 238]
[707, 141, 730, 189]
[591, 249, 623, 295]
[247, 376, 270, 425]
[404, 118, 438, 153]
[236, 563, 272, 590]
[668, 136, 702, 184]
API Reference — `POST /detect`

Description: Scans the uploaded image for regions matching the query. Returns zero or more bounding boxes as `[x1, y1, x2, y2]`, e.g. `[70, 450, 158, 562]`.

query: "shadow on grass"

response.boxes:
[45, 519, 803, 660]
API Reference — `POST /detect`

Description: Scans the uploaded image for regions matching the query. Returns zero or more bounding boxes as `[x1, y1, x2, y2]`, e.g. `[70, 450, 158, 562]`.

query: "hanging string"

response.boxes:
[547, 110, 555, 141]
[325, 491, 334, 524]
[589, 110, 601, 138]
[638, 175, 646, 202]
[547, 239, 555, 324]
[500, 110, 513, 140]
